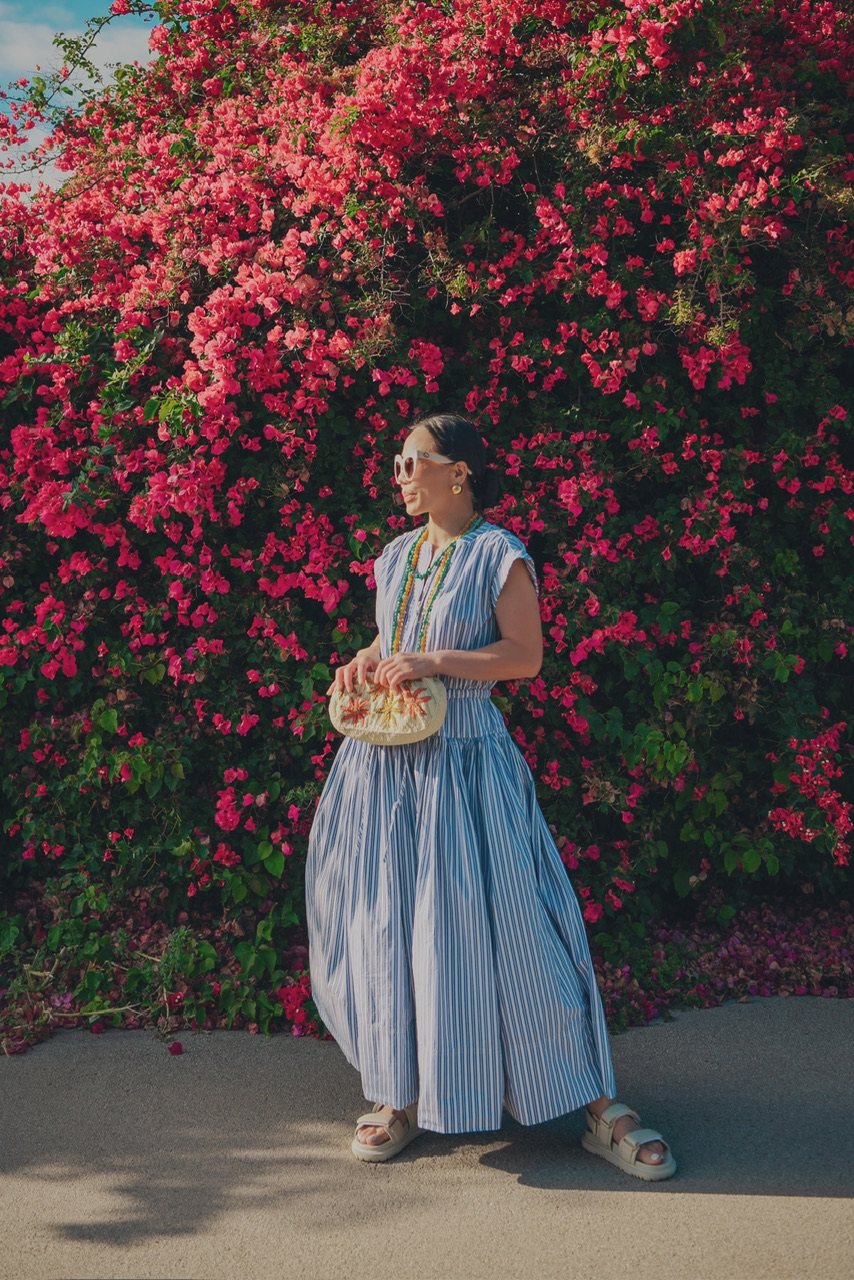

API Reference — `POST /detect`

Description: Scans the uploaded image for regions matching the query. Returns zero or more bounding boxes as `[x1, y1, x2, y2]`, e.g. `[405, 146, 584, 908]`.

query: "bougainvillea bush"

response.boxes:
[1, 0, 853, 1039]
[2, 880, 851, 1053]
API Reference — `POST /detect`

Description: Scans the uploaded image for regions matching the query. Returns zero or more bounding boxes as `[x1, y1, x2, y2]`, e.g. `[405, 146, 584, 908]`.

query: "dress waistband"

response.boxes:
[444, 684, 494, 700]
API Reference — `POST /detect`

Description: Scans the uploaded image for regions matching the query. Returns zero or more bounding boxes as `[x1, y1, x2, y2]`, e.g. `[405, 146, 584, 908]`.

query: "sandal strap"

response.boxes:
[587, 1102, 640, 1138]
[618, 1128, 668, 1162]
[354, 1107, 410, 1139]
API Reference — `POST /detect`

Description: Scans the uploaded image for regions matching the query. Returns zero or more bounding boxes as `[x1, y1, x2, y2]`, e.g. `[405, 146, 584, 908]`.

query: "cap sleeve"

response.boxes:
[490, 533, 539, 612]
[373, 530, 416, 581]
[370, 543, 386, 589]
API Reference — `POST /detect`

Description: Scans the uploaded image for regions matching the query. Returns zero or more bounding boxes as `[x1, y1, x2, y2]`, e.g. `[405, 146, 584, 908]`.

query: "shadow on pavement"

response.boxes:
[477, 995, 854, 1198]
[0, 994, 851, 1262]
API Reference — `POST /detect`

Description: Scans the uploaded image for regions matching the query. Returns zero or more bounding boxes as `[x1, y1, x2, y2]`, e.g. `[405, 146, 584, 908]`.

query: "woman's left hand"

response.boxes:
[373, 651, 440, 690]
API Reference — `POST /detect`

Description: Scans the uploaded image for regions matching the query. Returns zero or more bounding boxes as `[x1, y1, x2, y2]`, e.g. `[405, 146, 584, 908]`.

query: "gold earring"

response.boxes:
[452, 483, 462, 494]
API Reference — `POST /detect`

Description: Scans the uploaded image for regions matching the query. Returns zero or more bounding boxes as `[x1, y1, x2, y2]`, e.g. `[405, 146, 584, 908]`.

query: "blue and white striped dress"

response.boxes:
[306, 520, 617, 1134]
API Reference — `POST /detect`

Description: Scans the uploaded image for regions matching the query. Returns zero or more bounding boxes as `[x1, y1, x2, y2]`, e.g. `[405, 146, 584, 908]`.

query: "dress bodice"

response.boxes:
[373, 520, 537, 698]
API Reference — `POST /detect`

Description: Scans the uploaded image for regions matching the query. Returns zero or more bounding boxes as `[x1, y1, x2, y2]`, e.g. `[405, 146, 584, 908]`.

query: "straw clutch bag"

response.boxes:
[329, 676, 447, 745]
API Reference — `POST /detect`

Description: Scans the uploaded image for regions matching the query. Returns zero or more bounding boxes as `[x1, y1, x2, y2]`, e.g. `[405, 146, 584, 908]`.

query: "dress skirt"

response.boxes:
[306, 690, 618, 1135]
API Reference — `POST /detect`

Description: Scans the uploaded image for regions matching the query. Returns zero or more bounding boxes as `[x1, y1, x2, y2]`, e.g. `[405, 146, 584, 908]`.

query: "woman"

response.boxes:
[306, 413, 676, 1181]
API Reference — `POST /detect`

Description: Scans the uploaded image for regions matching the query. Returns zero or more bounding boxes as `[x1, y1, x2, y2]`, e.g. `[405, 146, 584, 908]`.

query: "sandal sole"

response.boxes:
[352, 1124, 424, 1163]
[581, 1132, 677, 1182]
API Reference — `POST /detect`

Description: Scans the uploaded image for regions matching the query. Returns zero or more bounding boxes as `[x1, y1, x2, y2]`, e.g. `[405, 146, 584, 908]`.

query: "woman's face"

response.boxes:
[396, 425, 468, 518]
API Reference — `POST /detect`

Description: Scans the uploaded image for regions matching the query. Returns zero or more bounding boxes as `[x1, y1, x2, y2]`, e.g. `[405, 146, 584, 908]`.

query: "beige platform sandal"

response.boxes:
[581, 1102, 677, 1182]
[351, 1103, 423, 1163]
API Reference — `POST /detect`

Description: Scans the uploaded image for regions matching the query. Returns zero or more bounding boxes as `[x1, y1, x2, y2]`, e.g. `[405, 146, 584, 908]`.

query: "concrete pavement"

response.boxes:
[2, 996, 852, 1280]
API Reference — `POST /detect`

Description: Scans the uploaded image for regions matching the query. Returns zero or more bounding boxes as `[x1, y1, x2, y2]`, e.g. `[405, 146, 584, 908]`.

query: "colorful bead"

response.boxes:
[390, 514, 483, 655]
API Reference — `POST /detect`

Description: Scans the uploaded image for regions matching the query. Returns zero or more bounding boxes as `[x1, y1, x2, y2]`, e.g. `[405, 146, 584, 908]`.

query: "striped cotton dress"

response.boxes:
[305, 520, 617, 1134]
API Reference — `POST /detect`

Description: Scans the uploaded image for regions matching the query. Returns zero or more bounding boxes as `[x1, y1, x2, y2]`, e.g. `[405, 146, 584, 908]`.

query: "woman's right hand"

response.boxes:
[327, 644, 381, 694]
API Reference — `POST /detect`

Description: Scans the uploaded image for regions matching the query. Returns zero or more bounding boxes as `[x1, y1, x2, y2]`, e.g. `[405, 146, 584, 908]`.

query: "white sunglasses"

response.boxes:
[393, 449, 455, 484]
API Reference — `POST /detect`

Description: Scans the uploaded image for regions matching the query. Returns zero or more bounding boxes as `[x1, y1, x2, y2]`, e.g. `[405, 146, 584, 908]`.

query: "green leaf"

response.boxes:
[672, 867, 694, 898]
[742, 847, 761, 873]
[263, 849, 285, 878]
[98, 708, 118, 733]
[196, 941, 218, 972]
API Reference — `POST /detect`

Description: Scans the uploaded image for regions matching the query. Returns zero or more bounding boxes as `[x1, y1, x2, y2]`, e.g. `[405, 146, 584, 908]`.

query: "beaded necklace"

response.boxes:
[390, 513, 483, 654]
[411, 541, 439, 581]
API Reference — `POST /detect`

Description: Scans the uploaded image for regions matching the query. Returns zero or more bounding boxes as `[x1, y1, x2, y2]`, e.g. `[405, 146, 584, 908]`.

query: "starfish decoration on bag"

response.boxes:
[399, 683, 432, 718]
[341, 694, 370, 726]
[377, 690, 405, 728]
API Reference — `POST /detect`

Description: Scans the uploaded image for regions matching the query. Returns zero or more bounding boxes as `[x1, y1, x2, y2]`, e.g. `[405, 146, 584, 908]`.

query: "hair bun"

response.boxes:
[472, 465, 502, 511]
[411, 412, 501, 512]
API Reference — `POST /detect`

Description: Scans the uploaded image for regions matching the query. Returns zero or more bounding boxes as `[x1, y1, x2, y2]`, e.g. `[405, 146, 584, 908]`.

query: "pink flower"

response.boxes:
[213, 842, 241, 867]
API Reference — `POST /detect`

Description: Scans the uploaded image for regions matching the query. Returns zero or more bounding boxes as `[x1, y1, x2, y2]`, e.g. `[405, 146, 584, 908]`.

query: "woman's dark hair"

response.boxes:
[412, 412, 502, 512]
